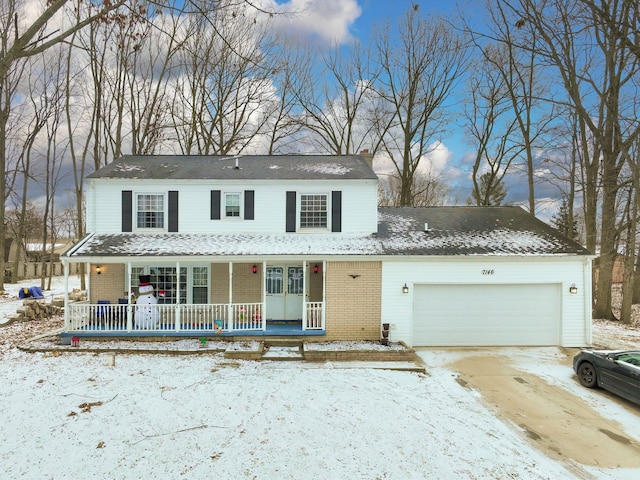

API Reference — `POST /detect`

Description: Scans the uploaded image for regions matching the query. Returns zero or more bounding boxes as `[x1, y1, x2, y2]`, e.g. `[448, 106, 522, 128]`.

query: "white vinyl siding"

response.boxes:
[86, 179, 378, 234]
[381, 256, 591, 348]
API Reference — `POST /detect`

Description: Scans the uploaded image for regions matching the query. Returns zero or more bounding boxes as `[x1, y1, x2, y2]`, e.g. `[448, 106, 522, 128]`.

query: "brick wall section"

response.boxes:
[232, 263, 262, 303]
[210, 263, 229, 303]
[90, 263, 125, 304]
[210, 263, 262, 303]
[307, 262, 323, 302]
[323, 261, 382, 341]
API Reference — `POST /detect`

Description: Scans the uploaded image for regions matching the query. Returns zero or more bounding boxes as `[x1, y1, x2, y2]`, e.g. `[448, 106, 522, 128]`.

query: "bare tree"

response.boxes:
[378, 169, 449, 207]
[10, 54, 58, 283]
[513, 0, 640, 320]
[172, 4, 277, 155]
[293, 41, 379, 155]
[261, 41, 308, 154]
[619, 143, 638, 323]
[464, 44, 523, 207]
[0, 0, 129, 291]
[470, 0, 553, 215]
[373, 9, 468, 206]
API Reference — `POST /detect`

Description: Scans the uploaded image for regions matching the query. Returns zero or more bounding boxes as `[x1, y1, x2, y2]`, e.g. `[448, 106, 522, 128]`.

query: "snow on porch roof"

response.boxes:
[64, 207, 590, 259]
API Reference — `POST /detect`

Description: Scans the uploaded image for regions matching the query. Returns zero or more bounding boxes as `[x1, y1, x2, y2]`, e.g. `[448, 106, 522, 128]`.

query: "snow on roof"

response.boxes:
[65, 207, 590, 259]
[87, 154, 376, 181]
[295, 163, 352, 175]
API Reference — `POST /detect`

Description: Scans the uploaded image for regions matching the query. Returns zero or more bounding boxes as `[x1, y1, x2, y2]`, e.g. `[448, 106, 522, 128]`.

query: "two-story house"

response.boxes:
[61, 154, 593, 347]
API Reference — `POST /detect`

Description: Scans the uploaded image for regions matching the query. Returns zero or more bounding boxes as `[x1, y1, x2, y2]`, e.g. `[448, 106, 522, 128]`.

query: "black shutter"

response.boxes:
[168, 191, 179, 232]
[244, 190, 255, 220]
[122, 190, 133, 232]
[211, 190, 221, 220]
[331, 191, 342, 232]
[286, 191, 296, 232]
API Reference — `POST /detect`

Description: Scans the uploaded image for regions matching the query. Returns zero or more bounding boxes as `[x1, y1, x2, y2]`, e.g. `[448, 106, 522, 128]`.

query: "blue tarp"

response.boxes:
[18, 286, 45, 299]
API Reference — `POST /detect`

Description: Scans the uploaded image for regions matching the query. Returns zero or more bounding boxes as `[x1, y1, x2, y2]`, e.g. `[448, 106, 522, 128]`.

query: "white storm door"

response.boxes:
[285, 266, 304, 320]
[265, 267, 285, 320]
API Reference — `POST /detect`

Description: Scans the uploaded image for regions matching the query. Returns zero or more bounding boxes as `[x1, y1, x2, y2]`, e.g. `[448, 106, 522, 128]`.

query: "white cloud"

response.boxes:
[373, 141, 457, 180]
[263, 0, 362, 45]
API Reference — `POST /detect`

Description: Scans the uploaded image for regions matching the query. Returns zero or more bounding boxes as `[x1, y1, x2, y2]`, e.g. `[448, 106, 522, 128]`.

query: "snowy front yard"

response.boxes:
[1, 277, 639, 479]
[0, 346, 588, 479]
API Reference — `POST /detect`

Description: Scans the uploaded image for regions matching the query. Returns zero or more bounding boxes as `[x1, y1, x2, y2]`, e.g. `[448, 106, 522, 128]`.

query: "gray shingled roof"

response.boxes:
[64, 206, 590, 259]
[87, 154, 377, 181]
[377, 206, 590, 255]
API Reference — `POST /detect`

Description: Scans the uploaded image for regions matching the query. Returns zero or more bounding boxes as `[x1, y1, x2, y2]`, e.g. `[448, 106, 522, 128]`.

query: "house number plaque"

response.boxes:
[481, 269, 495, 275]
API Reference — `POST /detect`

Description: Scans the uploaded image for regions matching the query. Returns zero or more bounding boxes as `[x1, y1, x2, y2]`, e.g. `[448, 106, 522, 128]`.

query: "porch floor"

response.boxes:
[61, 320, 325, 340]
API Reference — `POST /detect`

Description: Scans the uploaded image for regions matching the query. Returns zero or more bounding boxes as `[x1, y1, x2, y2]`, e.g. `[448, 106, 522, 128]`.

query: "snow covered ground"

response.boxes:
[1, 276, 639, 479]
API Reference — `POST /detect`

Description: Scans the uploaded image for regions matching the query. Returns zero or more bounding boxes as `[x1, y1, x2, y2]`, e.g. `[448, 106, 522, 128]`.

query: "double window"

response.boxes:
[136, 194, 164, 229]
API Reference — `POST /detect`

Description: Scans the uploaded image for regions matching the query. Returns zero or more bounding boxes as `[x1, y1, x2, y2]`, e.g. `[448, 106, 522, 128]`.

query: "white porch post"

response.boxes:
[63, 262, 69, 331]
[302, 260, 307, 330]
[262, 260, 267, 331]
[86, 262, 91, 303]
[175, 261, 181, 332]
[126, 262, 133, 332]
[322, 260, 326, 329]
[228, 262, 233, 331]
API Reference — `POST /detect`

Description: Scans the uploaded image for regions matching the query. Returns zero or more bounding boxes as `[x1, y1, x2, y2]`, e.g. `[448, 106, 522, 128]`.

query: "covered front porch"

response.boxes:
[61, 258, 327, 339]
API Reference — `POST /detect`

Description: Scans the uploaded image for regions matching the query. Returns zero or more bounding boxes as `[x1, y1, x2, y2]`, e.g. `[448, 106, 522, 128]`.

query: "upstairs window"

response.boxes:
[136, 194, 165, 229]
[225, 193, 241, 217]
[300, 194, 327, 229]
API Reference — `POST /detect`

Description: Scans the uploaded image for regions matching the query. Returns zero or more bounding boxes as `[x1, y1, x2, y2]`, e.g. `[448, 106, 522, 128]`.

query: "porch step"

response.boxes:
[261, 342, 304, 361]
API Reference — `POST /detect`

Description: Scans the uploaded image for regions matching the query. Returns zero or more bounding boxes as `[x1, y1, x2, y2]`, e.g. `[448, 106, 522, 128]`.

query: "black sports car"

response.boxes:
[573, 350, 640, 406]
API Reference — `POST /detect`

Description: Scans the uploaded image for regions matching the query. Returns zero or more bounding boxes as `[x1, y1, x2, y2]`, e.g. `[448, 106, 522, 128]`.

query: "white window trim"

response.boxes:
[223, 192, 243, 219]
[134, 192, 167, 232]
[298, 192, 330, 231]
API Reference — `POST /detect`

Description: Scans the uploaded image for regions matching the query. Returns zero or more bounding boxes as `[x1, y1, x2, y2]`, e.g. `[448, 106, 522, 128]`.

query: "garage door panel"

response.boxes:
[413, 284, 560, 346]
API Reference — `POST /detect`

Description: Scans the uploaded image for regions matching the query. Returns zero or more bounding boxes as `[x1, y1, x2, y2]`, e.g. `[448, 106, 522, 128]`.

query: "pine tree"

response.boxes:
[469, 172, 507, 206]
[551, 199, 579, 241]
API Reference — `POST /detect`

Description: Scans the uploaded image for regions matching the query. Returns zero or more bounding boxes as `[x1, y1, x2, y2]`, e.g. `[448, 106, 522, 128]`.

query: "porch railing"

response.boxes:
[66, 302, 265, 333]
[304, 302, 325, 330]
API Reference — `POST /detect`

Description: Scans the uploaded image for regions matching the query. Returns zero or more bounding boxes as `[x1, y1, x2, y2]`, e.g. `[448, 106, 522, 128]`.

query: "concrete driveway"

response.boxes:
[417, 346, 640, 475]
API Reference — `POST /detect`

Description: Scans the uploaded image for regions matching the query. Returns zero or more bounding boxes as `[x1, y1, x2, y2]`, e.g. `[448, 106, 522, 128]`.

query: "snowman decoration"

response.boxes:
[135, 275, 159, 328]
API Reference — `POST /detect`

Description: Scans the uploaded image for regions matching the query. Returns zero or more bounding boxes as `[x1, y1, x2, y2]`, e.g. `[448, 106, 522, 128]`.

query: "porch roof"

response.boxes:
[64, 206, 590, 260]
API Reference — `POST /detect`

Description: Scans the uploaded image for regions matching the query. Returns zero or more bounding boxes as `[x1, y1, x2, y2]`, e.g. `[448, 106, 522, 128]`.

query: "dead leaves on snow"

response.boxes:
[67, 394, 117, 417]
[78, 400, 104, 413]
[67, 400, 102, 417]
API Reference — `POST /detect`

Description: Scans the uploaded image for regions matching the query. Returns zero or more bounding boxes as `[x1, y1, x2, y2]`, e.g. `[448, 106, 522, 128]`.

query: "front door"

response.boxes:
[266, 265, 304, 321]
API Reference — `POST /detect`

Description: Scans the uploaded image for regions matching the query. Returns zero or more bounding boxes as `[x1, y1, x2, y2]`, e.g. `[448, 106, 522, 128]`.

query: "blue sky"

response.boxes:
[267, 0, 561, 215]
[268, 0, 480, 201]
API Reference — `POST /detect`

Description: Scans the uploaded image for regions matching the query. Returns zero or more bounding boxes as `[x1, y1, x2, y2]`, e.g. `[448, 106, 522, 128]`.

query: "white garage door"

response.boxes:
[413, 284, 561, 346]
